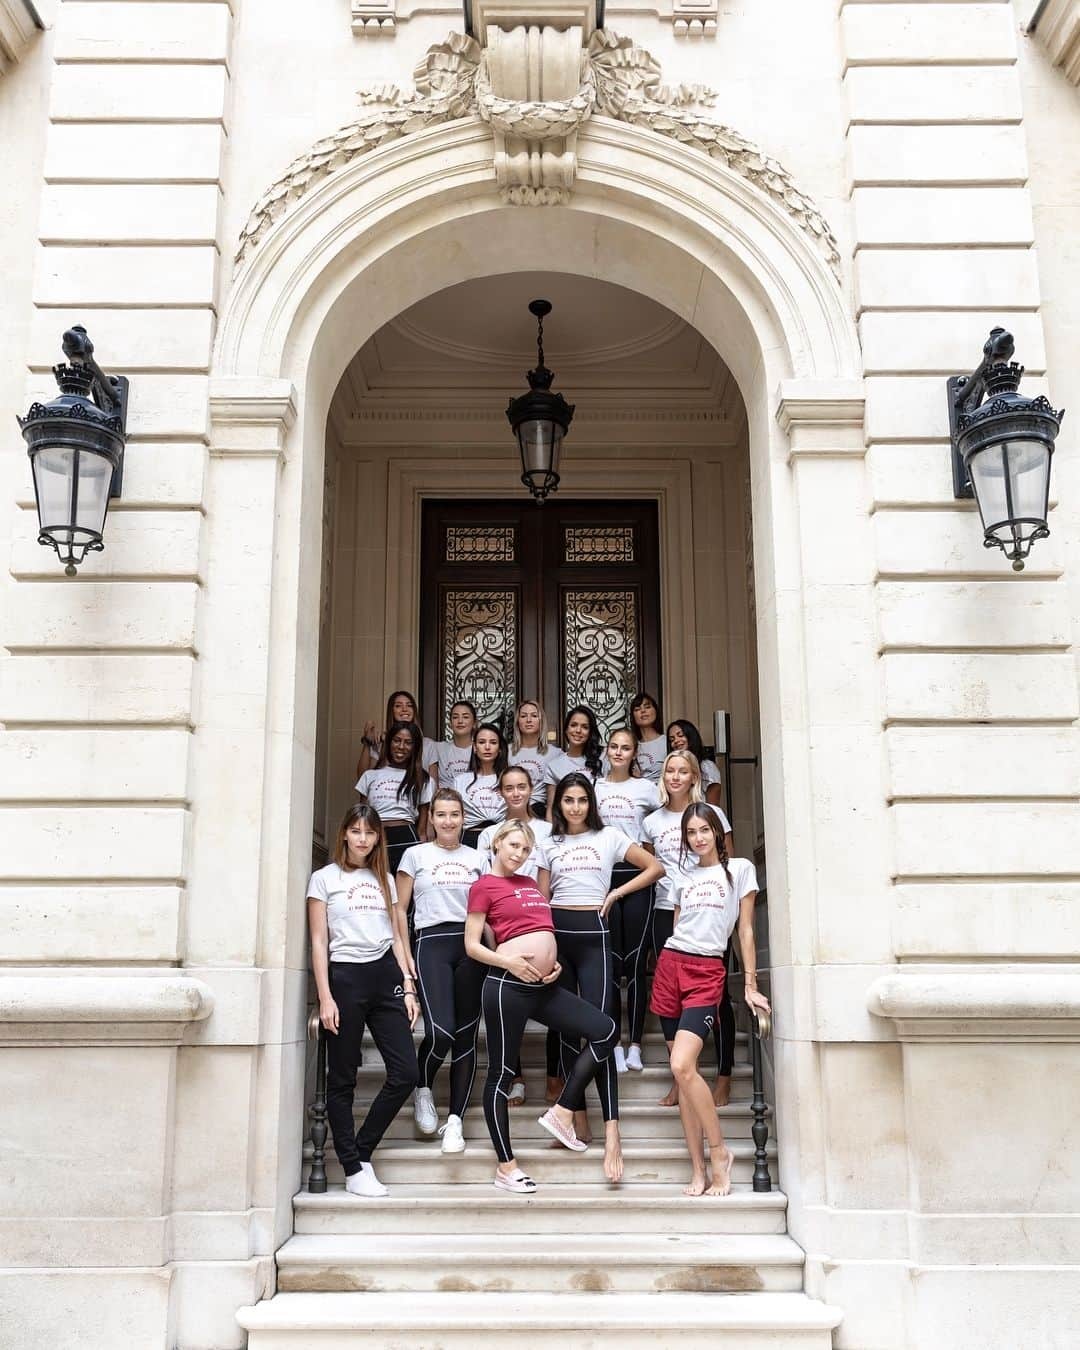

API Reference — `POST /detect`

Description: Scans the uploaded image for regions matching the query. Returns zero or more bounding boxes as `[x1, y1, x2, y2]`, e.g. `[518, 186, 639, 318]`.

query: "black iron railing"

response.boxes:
[307, 1010, 328, 1194]
[749, 1004, 772, 1192]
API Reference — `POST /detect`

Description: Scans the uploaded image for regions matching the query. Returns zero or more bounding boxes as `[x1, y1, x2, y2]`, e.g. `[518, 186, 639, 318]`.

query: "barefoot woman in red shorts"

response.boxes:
[650, 804, 771, 1196]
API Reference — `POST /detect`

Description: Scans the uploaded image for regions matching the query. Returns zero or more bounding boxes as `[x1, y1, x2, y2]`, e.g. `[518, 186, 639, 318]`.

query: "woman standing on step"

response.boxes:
[539, 773, 664, 1144]
[396, 788, 486, 1155]
[651, 803, 770, 1197]
[434, 700, 479, 794]
[543, 706, 604, 816]
[666, 718, 726, 809]
[478, 765, 557, 1107]
[356, 689, 439, 783]
[355, 720, 434, 874]
[643, 751, 734, 1106]
[465, 819, 624, 1191]
[454, 723, 509, 849]
[595, 727, 661, 1076]
[308, 802, 420, 1198]
[508, 699, 557, 819]
[630, 691, 667, 784]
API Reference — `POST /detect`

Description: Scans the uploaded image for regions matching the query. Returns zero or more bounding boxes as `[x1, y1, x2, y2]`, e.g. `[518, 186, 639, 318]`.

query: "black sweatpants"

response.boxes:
[482, 969, 618, 1163]
[652, 907, 734, 1076]
[552, 908, 618, 1116]
[385, 822, 420, 876]
[326, 953, 419, 1174]
[607, 861, 654, 1046]
[415, 921, 485, 1118]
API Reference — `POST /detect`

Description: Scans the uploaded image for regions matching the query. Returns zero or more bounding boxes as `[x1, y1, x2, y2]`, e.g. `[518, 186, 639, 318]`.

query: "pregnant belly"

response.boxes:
[497, 930, 558, 978]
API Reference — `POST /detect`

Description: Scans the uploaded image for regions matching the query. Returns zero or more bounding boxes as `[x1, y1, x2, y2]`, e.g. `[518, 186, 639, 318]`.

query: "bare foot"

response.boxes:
[574, 1109, 592, 1146]
[545, 1076, 565, 1105]
[683, 1171, 710, 1197]
[712, 1075, 731, 1108]
[603, 1137, 624, 1184]
[704, 1147, 735, 1196]
[658, 1081, 680, 1108]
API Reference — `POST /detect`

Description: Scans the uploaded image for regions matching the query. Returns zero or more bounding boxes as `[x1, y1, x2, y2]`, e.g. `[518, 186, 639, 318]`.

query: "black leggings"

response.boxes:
[415, 921, 485, 1117]
[652, 908, 734, 1076]
[482, 969, 618, 1163]
[607, 862, 654, 1045]
[463, 821, 497, 850]
[327, 953, 419, 1174]
[552, 908, 618, 1115]
[385, 822, 420, 875]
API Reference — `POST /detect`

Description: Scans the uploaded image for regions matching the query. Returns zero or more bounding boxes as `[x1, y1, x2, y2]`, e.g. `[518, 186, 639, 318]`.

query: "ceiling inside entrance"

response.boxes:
[331, 272, 743, 438]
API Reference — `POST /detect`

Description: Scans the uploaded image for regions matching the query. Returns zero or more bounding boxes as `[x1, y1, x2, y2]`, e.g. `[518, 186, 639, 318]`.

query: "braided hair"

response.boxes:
[677, 803, 732, 885]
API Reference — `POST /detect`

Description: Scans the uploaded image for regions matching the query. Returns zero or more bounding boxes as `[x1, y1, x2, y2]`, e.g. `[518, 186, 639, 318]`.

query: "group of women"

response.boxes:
[308, 690, 770, 1201]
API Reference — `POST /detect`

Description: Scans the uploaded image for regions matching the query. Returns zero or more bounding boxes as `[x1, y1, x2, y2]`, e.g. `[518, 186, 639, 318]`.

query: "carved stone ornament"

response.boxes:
[236, 29, 841, 278]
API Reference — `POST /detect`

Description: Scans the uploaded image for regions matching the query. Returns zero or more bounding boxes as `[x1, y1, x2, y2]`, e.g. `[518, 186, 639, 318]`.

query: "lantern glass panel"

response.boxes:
[33, 445, 77, 529]
[73, 449, 113, 534]
[517, 419, 562, 479]
[968, 437, 1050, 531]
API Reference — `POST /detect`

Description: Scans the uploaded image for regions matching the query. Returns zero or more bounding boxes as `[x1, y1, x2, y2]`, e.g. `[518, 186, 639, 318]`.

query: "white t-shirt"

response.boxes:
[700, 757, 722, 791]
[398, 841, 485, 928]
[642, 803, 733, 911]
[307, 862, 396, 963]
[539, 827, 633, 907]
[542, 750, 599, 789]
[509, 744, 556, 805]
[453, 772, 507, 829]
[434, 741, 474, 788]
[478, 818, 553, 881]
[595, 777, 662, 843]
[354, 767, 434, 823]
[668, 858, 758, 957]
[635, 735, 667, 783]
[421, 736, 439, 772]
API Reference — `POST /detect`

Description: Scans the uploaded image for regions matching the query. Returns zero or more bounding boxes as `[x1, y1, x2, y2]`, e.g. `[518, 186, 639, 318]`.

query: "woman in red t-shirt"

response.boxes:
[465, 820, 622, 1193]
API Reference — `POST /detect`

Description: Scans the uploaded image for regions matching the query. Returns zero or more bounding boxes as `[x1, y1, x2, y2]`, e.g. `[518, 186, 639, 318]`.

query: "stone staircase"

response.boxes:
[238, 1022, 841, 1347]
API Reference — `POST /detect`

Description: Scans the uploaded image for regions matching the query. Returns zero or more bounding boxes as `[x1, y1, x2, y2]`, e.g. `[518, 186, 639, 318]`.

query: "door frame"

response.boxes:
[384, 455, 699, 726]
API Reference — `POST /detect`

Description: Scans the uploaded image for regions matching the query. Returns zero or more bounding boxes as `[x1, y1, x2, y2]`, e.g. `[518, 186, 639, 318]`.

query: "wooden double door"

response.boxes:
[419, 500, 661, 741]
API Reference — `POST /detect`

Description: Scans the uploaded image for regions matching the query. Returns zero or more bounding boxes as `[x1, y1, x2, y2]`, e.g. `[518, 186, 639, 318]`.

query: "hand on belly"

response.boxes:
[498, 931, 558, 980]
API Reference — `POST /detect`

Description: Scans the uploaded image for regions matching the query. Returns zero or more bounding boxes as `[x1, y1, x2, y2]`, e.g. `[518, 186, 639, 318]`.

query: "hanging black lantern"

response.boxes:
[18, 326, 128, 577]
[506, 299, 574, 503]
[948, 327, 1064, 572]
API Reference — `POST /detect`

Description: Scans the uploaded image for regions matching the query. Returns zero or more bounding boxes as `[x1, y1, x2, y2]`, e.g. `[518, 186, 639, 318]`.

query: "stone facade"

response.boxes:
[1, 2, 1079, 1347]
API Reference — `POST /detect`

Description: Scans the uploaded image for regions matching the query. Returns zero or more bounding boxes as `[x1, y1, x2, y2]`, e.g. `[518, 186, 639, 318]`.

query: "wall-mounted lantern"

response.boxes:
[18, 326, 129, 576]
[948, 327, 1064, 572]
[506, 299, 575, 503]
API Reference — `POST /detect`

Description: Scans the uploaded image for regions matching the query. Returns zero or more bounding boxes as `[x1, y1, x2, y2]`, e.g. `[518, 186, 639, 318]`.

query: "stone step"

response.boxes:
[275, 1232, 806, 1294]
[238, 1291, 843, 1348]
[340, 1063, 754, 1100]
[377, 1100, 767, 1140]
[303, 1138, 777, 1187]
[293, 1183, 789, 1235]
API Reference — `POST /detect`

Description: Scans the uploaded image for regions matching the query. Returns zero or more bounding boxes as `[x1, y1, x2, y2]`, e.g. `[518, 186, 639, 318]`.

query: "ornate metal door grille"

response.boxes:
[440, 588, 518, 734]
[562, 589, 640, 740]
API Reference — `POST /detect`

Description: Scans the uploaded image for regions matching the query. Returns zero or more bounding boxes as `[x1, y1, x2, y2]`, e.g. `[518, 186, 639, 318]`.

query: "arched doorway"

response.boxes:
[202, 115, 864, 1337]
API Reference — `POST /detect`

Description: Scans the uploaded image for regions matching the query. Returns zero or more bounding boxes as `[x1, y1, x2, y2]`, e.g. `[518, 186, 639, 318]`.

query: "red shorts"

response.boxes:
[649, 947, 726, 1017]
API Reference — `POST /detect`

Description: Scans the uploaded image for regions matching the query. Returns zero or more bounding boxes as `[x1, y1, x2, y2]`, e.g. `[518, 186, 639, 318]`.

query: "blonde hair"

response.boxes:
[657, 751, 705, 808]
[490, 818, 536, 853]
[511, 699, 550, 756]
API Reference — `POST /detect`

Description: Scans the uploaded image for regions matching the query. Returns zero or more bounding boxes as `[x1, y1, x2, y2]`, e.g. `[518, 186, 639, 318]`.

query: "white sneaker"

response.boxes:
[413, 1086, 439, 1137]
[626, 1045, 644, 1072]
[439, 1113, 466, 1154]
[345, 1162, 388, 1197]
[613, 1045, 627, 1074]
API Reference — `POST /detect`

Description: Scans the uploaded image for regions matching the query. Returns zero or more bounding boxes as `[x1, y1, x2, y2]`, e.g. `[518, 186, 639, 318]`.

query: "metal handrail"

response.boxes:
[307, 1011, 328, 1194]
[749, 1003, 773, 1192]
